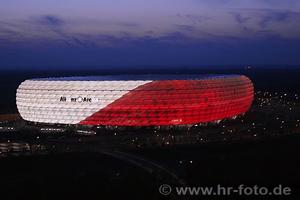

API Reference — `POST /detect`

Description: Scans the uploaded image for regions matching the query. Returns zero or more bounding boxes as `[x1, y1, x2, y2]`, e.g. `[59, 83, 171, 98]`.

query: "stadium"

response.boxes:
[16, 75, 254, 127]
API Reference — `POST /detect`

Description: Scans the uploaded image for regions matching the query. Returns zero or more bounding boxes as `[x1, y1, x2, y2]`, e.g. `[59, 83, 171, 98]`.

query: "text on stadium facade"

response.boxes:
[59, 96, 96, 103]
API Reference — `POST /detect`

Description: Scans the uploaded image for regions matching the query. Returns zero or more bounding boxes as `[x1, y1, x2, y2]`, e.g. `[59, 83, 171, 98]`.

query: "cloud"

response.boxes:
[258, 11, 289, 28]
[115, 22, 140, 27]
[176, 14, 210, 25]
[227, 9, 300, 39]
[174, 24, 196, 32]
[36, 15, 65, 27]
[231, 13, 251, 24]
[1, 8, 300, 49]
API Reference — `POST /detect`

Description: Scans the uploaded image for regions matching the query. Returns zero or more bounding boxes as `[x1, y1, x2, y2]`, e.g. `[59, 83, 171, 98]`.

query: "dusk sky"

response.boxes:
[0, 0, 300, 70]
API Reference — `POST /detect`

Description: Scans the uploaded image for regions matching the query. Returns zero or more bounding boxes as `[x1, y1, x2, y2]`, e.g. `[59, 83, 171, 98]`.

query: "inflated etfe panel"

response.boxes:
[16, 75, 254, 126]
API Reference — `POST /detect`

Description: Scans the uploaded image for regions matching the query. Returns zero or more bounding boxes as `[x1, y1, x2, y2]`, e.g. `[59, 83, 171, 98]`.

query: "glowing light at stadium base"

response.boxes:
[16, 75, 254, 126]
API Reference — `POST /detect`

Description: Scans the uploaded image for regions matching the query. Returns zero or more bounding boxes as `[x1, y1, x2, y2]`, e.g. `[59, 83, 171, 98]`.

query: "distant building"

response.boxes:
[16, 74, 254, 126]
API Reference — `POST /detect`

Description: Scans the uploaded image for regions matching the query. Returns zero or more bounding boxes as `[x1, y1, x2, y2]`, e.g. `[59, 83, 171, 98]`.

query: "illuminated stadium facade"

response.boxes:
[16, 75, 254, 127]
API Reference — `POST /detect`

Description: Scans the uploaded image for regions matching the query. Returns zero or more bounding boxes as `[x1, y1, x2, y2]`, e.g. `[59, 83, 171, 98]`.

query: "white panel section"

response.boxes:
[16, 80, 151, 124]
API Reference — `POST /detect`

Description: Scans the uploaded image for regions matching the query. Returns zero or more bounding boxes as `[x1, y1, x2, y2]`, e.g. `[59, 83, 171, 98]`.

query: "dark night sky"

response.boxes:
[0, 0, 300, 70]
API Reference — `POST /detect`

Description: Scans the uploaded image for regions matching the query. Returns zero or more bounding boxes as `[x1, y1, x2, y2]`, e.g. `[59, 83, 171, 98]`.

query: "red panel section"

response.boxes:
[79, 76, 254, 126]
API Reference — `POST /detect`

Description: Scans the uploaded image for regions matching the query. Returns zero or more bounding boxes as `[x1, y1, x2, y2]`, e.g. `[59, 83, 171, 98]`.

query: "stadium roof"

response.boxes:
[31, 74, 240, 81]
